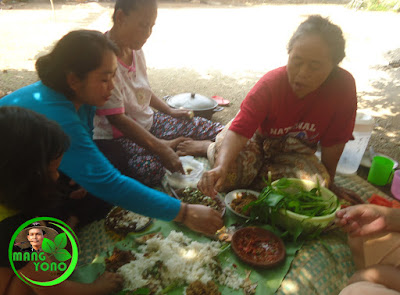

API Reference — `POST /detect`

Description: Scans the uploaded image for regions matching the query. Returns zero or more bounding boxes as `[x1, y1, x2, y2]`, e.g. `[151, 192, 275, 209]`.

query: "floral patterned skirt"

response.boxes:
[95, 112, 223, 187]
[207, 120, 330, 192]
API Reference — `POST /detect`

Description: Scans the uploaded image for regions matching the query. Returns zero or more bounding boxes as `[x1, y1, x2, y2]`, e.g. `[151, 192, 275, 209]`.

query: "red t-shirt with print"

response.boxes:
[230, 66, 357, 147]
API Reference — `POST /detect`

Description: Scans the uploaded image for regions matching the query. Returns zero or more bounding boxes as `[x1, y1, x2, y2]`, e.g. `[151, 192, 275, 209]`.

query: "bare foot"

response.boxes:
[176, 140, 212, 157]
[160, 137, 192, 151]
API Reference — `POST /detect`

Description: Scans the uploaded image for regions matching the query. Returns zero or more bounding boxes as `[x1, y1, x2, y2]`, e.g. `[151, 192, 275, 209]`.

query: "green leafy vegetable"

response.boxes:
[244, 177, 339, 241]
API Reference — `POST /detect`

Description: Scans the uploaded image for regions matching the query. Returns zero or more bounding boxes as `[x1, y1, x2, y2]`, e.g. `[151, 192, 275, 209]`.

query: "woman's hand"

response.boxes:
[160, 137, 192, 151]
[169, 108, 194, 120]
[181, 204, 224, 236]
[157, 144, 185, 174]
[335, 204, 390, 236]
[197, 166, 227, 198]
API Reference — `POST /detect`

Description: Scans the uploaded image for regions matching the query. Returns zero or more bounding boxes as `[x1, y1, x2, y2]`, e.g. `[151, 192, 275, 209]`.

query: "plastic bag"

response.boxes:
[165, 156, 204, 189]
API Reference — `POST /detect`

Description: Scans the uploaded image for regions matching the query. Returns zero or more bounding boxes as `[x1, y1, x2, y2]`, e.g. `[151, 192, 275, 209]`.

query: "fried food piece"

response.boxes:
[186, 280, 221, 295]
[231, 193, 257, 216]
[105, 248, 136, 272]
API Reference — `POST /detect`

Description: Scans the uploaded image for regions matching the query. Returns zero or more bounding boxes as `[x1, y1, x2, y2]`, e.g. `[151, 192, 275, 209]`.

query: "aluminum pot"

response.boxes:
[165, 93, 223, 120]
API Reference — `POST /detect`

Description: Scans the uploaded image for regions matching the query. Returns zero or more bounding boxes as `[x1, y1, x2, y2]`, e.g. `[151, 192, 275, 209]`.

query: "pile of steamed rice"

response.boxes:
[118, 231, 243, 293]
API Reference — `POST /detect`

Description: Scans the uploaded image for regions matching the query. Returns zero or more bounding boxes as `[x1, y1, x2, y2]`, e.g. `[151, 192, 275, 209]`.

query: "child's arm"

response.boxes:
[348, 264, 400, 292]
[3, 263, 123, 295]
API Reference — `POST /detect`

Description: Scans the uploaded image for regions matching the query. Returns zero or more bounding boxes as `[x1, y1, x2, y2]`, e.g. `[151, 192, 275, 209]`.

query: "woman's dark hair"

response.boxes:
[36, 30, 119, 98]
[287, 15, 346, 65]
[0, 106, 70, 214]
[112, 0, 157, 22]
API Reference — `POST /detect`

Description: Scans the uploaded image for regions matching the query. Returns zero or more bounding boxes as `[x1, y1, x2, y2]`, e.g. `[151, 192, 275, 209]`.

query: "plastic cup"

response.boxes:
[391, 170, 400, 200]
[368, 156, 395, 186]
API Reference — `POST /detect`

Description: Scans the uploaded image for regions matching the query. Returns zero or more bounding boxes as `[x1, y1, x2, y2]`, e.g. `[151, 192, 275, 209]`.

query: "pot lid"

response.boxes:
[166, 93, 218, 111]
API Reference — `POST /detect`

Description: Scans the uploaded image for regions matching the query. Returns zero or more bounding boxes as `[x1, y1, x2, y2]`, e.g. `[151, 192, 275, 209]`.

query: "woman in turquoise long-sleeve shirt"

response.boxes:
[0, 30, 223, 235]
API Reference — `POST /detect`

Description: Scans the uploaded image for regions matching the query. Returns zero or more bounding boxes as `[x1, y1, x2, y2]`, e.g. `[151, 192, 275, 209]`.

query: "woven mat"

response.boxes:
[75, 162, 389, 295]
[277, 173, 389, 295]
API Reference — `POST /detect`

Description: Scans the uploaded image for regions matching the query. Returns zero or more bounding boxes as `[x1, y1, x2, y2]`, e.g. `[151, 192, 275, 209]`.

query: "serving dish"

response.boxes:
[231, 227, 286, 268]
[105, 207, 153, 236]
[224, 189, 260, 219]
[271, 178, 340, 234]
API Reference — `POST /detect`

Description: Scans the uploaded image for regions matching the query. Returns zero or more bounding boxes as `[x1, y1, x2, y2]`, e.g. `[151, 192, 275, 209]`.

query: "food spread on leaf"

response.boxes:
[115, 231, 248, 294]
[105, 207, 152, 235]
[175, 187, 225, 215]
[105, 248, 136, 273]
[186, 280, 221, 295]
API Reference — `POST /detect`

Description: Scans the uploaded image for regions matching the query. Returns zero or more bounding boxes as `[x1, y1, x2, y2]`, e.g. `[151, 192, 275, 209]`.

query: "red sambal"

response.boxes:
[235, 232, 282, 263]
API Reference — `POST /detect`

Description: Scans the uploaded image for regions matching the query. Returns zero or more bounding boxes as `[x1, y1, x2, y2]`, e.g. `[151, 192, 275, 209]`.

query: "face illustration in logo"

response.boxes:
[27, 228, 45, 251]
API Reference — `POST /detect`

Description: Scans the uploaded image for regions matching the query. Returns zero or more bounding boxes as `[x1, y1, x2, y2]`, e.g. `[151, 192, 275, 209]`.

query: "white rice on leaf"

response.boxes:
[118, 231, 244, 293]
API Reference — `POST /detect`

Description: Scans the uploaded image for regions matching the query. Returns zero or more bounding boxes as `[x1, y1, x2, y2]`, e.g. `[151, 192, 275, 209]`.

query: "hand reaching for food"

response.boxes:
[335, 204, 394, 236]
[175, 203, 224, 236]
[197, 166, 227, 198]
[157, 145, 185, 174]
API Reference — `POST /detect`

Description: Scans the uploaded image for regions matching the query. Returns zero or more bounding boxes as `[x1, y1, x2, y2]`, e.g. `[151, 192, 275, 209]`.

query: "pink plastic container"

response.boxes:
[391, 170, 400, 200]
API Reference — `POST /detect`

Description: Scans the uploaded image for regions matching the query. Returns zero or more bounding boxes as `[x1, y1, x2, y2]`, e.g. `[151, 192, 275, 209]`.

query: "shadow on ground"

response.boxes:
[148, 66, 264, 124]
[0, 69, 38, 96]
[358, 64, 400, 162]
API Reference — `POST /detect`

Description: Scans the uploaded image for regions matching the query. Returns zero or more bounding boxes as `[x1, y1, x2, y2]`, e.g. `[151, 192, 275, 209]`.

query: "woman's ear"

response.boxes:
[66, 72, 81, 93]
[114, 9, 126, 27]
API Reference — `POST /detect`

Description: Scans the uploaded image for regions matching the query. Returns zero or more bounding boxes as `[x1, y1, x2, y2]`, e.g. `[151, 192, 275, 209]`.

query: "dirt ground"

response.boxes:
[0, 1, 399, 188]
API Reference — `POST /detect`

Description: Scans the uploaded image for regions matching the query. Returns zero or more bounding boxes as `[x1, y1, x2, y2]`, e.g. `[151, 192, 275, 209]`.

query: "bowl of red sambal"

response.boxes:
[231, 227, 286, 268]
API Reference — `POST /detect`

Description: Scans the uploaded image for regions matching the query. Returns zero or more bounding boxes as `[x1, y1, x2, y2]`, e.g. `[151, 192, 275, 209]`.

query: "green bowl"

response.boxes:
[271, 178, 340, 235]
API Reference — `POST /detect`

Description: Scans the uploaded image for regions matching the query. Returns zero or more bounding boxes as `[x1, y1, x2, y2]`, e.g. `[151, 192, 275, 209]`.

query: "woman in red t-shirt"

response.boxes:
[199, 15, 361, 204]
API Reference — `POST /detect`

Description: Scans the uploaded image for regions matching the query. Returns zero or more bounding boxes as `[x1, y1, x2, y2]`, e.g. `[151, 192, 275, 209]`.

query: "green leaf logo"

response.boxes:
[42, 233, 71, 261]
[53, 249, 72, 262]
[54, 233, 67, 249]
[42, 238, 56, 254]
[9, 217, 80, 287]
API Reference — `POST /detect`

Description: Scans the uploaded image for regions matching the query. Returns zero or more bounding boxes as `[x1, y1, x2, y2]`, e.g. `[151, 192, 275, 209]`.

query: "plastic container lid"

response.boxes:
[354, 110, 374, 133]
[356, 110, 374, 125]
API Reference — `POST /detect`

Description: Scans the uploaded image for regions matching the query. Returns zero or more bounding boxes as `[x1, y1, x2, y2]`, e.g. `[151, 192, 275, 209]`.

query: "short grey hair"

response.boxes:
[287, 15, 346, 65]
